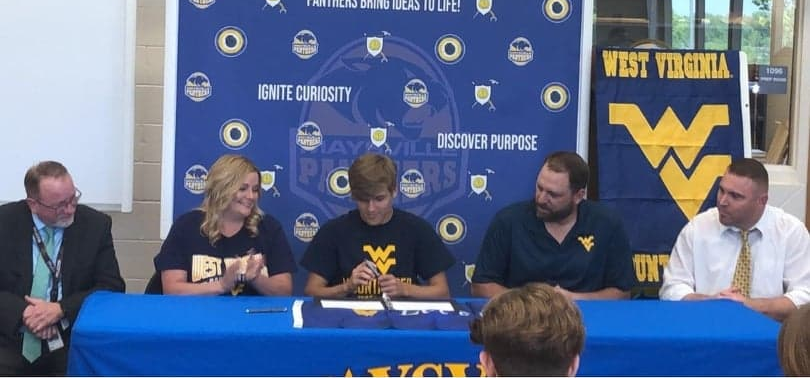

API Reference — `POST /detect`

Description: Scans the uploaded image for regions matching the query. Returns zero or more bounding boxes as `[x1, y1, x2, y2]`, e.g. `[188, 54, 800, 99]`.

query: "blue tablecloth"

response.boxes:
[67, 292, 781, 376]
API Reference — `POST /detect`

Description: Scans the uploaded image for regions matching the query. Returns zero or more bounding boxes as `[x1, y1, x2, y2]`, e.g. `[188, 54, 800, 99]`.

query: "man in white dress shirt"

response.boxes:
[660, 158, 810, 321]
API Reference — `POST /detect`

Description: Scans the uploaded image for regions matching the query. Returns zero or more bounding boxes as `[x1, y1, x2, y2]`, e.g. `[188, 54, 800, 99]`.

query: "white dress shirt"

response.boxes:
[660, 205, 810, 307]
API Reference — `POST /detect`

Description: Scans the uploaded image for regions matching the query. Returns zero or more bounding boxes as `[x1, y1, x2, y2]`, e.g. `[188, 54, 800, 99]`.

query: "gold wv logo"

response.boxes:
[362, 245, 396, 274]
[610, 104, 731, 219]
[577, 235, 595, 252]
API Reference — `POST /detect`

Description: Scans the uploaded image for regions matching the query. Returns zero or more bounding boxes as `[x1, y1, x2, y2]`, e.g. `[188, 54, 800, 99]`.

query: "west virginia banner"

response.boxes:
[595, 48, 748, 296]
[169, 1, 589, 295]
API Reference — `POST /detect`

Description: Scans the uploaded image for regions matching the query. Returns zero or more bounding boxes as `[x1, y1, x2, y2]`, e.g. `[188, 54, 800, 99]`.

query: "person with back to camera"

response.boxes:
[300, 153, 455, 299]
[469, 283, 585, 376]
[154, 154, 296, 296]
[778, 304, 810, 376]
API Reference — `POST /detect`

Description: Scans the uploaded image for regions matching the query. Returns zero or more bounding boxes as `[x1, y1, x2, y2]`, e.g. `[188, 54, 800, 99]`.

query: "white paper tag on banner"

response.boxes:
[47, 331, 64, 352]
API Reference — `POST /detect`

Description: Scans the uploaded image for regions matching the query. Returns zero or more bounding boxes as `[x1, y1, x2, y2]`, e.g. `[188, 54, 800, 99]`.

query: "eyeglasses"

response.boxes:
[33, 188, 82, 213]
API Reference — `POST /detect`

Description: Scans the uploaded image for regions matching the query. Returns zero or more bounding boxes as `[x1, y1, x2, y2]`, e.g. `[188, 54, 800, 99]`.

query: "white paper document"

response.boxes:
[389, 301, 455, 311]
[320, 299, 385, 310]
[318, 299, 455, 312]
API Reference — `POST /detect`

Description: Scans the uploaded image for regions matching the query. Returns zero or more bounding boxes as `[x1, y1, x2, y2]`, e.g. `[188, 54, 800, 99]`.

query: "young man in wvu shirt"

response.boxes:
[300, 153, 455, 299]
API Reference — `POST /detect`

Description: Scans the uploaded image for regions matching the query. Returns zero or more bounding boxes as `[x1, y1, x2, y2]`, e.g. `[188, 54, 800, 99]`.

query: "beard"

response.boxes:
[52, 215, 75, 229]
[536, 201, 575, 223]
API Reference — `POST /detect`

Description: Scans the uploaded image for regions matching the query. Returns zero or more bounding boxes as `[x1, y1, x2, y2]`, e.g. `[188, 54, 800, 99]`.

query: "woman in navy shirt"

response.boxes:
[154, 154, 296, 296]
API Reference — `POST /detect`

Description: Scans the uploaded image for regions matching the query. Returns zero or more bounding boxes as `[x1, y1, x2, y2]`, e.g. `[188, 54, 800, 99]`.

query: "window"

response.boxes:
[595, 0, 797, 164]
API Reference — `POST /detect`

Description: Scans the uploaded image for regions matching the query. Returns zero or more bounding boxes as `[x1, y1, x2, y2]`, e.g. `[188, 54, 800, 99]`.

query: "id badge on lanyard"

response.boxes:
[32, 226, 66, 352]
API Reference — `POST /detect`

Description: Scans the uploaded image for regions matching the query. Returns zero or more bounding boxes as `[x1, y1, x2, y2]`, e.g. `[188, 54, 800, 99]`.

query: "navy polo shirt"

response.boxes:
[472, 200, 634, 292]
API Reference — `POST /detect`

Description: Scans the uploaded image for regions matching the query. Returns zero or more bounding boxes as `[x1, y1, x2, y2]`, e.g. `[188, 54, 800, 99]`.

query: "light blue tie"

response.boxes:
[22, 227, 54, 362]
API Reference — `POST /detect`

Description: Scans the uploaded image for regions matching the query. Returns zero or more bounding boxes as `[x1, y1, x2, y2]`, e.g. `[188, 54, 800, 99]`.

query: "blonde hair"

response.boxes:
[778, 305, 810, 376]
[199, 155, 263, 245]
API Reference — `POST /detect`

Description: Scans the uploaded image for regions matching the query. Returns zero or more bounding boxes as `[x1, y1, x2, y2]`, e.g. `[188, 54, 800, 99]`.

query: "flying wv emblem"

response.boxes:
[609, 104, 732, 219]
[577, 235, 595, 252]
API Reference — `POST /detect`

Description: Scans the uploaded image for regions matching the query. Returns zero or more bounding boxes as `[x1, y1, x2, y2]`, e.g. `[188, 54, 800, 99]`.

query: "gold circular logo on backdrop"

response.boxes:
[435, 34, 465, 65]
[437, 214, 466, 244]
[541, 83, 569, 112]
[327, 167, 351, 197]
[220, 119, 251, 149]
[215, 27, 247, 57]
[544, 0, 571, 23]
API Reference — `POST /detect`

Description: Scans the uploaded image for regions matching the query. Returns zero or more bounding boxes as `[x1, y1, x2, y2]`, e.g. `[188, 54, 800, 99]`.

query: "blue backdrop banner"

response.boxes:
[170, 0, 589, 295]
[594, 48, 747, 296]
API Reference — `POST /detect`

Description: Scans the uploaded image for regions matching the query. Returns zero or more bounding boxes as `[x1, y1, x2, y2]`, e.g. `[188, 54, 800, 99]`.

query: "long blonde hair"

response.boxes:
[199, 154, 263, 245]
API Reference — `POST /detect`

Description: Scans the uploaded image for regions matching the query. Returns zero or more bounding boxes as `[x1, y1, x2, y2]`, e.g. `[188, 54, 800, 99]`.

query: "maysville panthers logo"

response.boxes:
[296, 121, 323, 151]
[400, 169, 426, 199]
[294, 213, 320, 242]
[403, 79, 429, 108]
[508, 37, 534, 66]
[184, 72, 212, 102]
[293, 30, 318, 59]
[184, 164, 208, 195]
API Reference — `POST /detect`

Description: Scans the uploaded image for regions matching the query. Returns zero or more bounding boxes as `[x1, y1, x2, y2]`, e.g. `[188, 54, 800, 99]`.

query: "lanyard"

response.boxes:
[31, 226, 64, 302]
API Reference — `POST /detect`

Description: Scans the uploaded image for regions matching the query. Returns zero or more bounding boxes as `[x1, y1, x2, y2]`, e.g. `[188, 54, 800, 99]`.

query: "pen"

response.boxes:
[245, 307, 288, 314]
[381, 293, 393, 310]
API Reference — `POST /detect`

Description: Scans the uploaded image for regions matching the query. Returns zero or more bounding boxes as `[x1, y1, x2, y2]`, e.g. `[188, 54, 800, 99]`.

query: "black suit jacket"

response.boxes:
[0, 200, 125, 350]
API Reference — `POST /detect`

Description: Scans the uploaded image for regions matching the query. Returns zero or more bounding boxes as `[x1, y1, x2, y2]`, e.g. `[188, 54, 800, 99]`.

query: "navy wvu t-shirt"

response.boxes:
[300, 209, 455, 298]
[154, 210, 297, 296]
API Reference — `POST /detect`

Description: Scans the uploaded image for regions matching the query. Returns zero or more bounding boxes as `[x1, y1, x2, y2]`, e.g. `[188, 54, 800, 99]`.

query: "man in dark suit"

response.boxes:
[0, 161, 125, 375]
